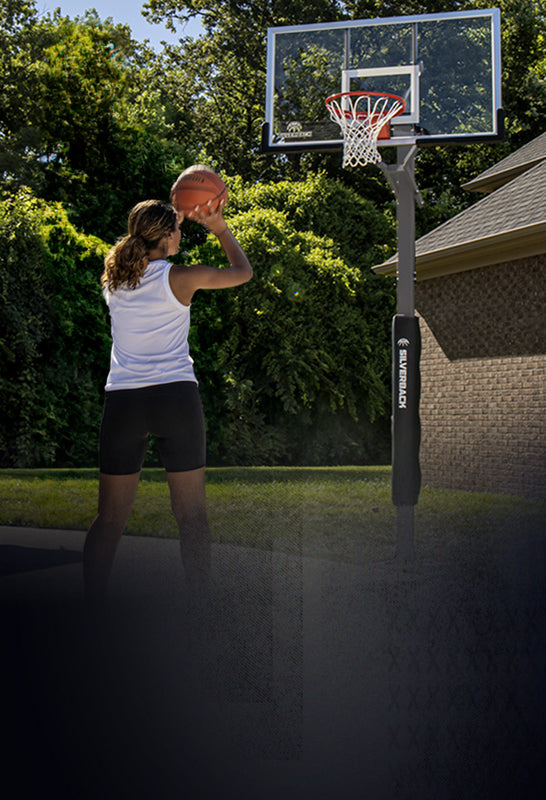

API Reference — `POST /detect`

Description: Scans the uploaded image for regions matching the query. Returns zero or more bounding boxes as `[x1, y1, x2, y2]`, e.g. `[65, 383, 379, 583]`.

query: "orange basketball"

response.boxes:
[170, 165, 227, 214]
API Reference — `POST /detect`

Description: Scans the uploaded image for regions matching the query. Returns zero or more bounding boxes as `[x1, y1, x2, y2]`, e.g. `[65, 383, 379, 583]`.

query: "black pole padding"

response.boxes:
[392, 314, 421, 507]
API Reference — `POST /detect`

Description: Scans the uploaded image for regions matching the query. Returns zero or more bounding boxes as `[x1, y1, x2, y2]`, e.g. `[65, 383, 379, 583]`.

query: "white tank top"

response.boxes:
[104, 259, 197, 390]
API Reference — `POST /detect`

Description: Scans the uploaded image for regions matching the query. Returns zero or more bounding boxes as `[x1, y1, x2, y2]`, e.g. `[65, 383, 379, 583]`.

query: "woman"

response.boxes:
[83, 192, 253, 605]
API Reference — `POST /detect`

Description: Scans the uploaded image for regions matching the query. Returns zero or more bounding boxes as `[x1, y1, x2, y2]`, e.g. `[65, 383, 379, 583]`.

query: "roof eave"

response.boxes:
[462, 158, 546, 193]
[372, 221, 546, 280]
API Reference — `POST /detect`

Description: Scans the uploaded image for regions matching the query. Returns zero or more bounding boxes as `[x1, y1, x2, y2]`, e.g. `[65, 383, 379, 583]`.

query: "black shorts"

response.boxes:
[99, 381, 206, 474]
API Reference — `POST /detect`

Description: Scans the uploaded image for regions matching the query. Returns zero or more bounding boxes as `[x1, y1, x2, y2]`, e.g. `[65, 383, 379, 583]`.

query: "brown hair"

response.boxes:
[102, 200, 177, 291]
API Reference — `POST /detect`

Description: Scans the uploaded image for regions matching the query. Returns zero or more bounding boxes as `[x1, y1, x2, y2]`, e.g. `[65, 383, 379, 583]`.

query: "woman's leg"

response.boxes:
[83, 472, 141, 604]
[166, 467, 211, 597]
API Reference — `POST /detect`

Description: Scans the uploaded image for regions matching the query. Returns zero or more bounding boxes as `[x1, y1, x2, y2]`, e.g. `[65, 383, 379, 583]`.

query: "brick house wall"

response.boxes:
[415, 255, 546, 500]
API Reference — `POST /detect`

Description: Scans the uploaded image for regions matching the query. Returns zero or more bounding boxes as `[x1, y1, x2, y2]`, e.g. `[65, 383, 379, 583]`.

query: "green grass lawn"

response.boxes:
[0, 466, 544, 565]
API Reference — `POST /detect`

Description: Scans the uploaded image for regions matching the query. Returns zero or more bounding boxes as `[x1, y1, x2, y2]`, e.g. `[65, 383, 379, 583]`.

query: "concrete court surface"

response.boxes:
[1, 521, 545, 800]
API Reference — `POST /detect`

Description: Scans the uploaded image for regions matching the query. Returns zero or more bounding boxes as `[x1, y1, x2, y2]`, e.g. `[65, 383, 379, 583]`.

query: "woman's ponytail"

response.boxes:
[102, 200, 177, 291]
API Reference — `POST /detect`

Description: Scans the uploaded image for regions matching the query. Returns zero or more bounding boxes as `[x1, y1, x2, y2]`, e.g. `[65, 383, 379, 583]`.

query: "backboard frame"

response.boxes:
[262, 8, 503, 153]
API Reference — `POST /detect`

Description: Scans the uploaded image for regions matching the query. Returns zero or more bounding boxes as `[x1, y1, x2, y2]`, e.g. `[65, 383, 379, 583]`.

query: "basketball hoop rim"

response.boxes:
[325, 91, 406, 119]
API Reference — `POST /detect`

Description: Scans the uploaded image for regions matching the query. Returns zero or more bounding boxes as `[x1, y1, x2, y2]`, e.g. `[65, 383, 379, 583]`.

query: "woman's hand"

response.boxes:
[169, 196, 252, 306]
[185, 199, 228, 237]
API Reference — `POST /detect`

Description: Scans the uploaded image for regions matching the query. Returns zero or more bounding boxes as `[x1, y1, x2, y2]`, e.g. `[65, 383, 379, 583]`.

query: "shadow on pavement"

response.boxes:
[0, 544, 82, 576]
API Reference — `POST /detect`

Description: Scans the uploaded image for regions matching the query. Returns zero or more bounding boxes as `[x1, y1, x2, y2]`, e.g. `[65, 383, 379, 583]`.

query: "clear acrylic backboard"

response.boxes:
[262, 8, 503, 153]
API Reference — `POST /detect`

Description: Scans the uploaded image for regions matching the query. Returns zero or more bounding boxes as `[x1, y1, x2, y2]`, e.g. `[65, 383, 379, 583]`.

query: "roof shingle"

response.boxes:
[463, 131, 546, 192]
[373, 153, 546, 279]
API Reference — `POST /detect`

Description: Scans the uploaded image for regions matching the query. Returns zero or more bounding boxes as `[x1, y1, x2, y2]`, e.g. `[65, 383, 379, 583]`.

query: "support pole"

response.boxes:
[395, 146, 419, 317]
[382, 146, 422, 564]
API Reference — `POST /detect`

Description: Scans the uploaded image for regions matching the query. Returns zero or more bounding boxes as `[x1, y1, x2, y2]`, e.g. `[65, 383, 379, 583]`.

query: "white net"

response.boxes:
[325, 92, 405, 167]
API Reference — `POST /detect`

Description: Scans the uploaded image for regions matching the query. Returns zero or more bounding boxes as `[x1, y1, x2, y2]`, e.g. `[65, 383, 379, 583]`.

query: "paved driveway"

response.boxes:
[1, 524, 545, 799]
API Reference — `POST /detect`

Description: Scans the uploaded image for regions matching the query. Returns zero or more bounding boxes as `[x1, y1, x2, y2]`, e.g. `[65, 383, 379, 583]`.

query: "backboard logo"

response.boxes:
[398, 346, 408, 409]
[279, 121, 313, 140]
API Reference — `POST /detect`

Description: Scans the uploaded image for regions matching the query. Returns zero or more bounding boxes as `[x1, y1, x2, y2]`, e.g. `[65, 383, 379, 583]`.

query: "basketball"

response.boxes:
[170, 165, 227, 215]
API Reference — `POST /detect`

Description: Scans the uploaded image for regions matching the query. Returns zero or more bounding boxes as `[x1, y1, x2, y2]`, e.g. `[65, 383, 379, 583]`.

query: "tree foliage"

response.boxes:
[0, 190, 110, 467]
[1, 0, 545, 467]
[183, 174, 395, 465]
[0, 1, 52, 184]
[143, 0, 349, 177]
[0, 1, 192, 241]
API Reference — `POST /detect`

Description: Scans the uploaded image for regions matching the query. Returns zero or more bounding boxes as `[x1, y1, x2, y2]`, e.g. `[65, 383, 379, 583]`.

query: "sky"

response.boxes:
[38, 1, 203, 49]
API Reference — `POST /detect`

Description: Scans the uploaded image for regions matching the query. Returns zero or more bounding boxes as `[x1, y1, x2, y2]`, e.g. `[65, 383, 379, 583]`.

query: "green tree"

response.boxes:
[1, 3, 193, 241]
[143, 1, 348, 178]
[0, 0, 54, 186]
[184, 173, 396, 465]
[0, 190, 110, 467]
[36, 10, 194, 241]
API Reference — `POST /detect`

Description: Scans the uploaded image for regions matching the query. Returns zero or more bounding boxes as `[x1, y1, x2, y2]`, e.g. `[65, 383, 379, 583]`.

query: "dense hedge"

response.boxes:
[186, 174, 396, 466]
[0, 190, 110, 467]
[1, 177, 395, 468]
